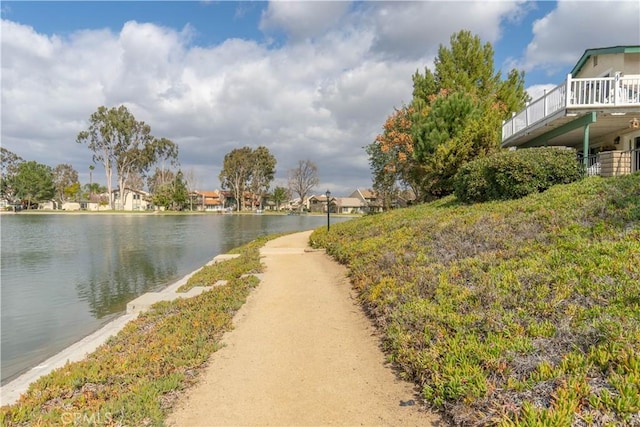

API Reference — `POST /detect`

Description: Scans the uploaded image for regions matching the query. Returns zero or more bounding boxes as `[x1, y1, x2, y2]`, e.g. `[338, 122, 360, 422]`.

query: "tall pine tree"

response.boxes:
[410, 30, 528, 199]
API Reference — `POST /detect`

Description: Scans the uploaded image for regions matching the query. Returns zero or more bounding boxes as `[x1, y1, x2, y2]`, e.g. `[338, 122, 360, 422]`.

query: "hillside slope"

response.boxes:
[311, 174, 640, 425]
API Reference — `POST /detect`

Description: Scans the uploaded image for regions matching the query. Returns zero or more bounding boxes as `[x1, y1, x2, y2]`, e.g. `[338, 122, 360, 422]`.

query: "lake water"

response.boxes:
[0, 213, 347, 384]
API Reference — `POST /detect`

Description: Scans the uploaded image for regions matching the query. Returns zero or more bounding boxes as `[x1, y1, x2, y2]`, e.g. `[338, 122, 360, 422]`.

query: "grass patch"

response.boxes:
[311, 173, 640, 425]
[0, 234, 281, 426]
[177, 234, 280, 292]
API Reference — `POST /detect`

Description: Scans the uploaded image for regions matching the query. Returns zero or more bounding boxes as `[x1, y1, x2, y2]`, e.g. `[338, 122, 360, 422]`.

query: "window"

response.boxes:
[593, 55, 598, 67]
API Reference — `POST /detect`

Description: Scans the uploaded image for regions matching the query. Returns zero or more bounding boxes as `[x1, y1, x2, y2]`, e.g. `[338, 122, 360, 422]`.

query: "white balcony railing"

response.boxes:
[502, 74, 640, 142]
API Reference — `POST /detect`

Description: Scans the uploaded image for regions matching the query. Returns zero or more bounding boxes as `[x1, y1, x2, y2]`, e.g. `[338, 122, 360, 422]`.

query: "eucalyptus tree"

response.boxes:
[219, 146, 254, 212]
[288, 159, 319, 212]
[249, 146, 276, 210]
[153, 137, 180, 189]
[77, 105, 178, 209]
[219, 146, 277, 211]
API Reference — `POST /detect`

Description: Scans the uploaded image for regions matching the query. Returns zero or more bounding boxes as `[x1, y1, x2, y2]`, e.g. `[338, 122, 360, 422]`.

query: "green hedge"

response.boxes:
[454, 147, 584, 203]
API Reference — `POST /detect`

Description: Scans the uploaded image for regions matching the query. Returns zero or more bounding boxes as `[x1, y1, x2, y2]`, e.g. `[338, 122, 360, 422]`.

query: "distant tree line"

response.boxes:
[0, 147, 115, 210]
[2, 103, 323, 211]
[1, 147, 99, 209]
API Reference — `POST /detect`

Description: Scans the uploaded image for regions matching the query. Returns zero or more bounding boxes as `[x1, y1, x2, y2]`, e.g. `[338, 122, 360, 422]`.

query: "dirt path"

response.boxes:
[167, 231, 441, 426]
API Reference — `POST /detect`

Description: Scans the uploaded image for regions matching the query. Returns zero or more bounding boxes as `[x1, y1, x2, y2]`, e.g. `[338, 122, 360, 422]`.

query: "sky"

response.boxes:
[2, 1, 639, 195]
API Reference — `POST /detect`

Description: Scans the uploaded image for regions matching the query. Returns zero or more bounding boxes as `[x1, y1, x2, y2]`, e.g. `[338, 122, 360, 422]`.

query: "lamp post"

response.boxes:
[325, 189, 331, 231]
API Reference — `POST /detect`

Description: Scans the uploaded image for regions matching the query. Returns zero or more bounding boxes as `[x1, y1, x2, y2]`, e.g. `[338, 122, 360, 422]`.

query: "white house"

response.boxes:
[37, 200, 58, 210]
[334, 197, 366, 214]
[112, 188, 151, 211]
[349, 189, 383, 213]
[501, 45, 640, 176]
[61, 201, 102, 211]
[307, 194, 366, 214]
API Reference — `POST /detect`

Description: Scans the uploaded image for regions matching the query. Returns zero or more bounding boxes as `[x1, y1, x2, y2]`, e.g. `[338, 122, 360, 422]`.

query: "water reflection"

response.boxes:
[1, 213, 350, 384]
[77, 218, 183, 318]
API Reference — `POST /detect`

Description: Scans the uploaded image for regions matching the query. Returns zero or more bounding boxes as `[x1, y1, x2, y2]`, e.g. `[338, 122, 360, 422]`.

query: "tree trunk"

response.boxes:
[118, 179, 127, 211]
[102, 150, 114, 210]
[117, 163, 133, 211]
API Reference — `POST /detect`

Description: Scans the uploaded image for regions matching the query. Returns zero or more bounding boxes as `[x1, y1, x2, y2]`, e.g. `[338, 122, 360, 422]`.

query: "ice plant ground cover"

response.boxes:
[311, 174, 640, 426]
[0, 235, 277, 426]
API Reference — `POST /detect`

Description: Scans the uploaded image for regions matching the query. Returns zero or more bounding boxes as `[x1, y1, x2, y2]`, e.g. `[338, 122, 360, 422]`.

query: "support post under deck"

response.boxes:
[583, 123, 591, 166]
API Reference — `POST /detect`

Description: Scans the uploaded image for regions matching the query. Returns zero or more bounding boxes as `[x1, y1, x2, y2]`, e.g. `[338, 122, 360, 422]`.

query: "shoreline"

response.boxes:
[1, 209, 359, 217]
[0, 251, 234, 406]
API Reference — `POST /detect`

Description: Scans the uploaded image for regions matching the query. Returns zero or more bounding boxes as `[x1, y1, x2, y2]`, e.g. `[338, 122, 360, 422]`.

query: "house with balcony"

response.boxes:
[219, 190, 261, 211]
[502, 45, 640, 176]
[192, 190, 225, 212]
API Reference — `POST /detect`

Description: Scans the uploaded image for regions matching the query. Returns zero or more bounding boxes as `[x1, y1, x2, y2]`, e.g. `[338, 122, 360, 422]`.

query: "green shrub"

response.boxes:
[452, 156, 491, 203]
[454, 147, 584, 203]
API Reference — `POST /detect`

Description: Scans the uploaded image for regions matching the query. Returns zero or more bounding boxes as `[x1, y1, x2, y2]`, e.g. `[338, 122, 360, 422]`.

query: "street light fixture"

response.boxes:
[325, 189, 331, 231]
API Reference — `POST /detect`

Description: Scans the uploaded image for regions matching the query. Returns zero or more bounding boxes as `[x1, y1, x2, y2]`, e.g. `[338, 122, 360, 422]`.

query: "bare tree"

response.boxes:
[183, 168, 199, 211]
[288, 160, 319, 212]
[147, 168, 175, 195]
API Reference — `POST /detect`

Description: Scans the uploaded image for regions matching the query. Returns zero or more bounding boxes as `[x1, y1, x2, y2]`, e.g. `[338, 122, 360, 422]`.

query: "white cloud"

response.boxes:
[259, 1, 352, 41]
[1, 1, 537, 194]
[1, 20, 116, 169]
[1, 17, 397, 193]
[520, 0, 640, 75]
[366, 1, 525, 60]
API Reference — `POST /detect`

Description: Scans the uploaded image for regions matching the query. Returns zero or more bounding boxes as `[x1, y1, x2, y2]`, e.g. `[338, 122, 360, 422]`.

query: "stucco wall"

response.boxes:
[623, 53, 640, 77]
[575, 53, 624, 78]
